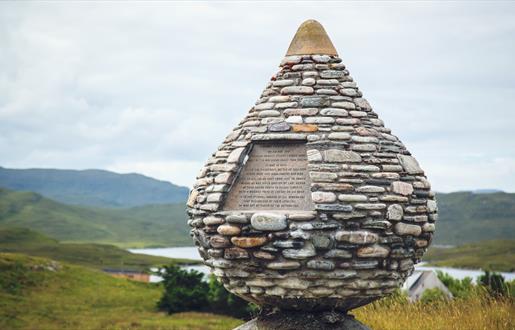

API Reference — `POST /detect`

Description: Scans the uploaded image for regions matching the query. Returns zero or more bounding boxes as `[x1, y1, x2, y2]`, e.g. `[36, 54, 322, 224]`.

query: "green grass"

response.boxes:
[0, 188, 191, 248]
[0, 253, 243, 330]
[1, 252, 513, 330]
[0, 227, 198, 271]
[424, 239, 515, 272]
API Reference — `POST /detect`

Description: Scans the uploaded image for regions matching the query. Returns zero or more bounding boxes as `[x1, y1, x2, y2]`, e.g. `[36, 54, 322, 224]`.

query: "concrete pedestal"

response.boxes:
[234, 309, 371, 330]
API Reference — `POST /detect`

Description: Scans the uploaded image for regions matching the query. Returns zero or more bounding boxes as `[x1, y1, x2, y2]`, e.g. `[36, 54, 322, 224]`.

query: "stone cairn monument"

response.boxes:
[187, 20, 437, 329]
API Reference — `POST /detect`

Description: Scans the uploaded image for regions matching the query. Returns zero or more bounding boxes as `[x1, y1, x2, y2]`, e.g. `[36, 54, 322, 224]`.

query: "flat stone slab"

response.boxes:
[224, 143, 314, 211]
[234, 310, 370, 330]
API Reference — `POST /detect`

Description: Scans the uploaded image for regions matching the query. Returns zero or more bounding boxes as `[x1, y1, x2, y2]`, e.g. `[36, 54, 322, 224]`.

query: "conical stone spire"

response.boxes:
[286, 19, 338, 56]
[187, 20, 436, 317]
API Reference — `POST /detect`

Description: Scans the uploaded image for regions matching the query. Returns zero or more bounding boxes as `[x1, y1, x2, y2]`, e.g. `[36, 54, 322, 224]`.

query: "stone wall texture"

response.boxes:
[187, 40, 437, 312]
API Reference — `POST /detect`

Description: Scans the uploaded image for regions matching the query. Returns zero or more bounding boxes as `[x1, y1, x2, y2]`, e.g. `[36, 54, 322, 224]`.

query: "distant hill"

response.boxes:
[424, 239, 515, 272]
[1, 175, 514, 248]
[0, 188, 192, 248]
[472, 189, 504, 194]
[434, 191, 515, 245]
[0, 167, 189, 208]
[0, 227, 197, 271]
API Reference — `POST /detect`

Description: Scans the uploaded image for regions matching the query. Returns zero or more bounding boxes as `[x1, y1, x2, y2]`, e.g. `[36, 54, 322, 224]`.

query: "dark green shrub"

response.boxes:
[207, 275, 258, 319]
[478, 270, 509, 297]
[437, 271, 474, 298]
[157, 266, 257, 318]
[157, 265, 208, 314]
[420, 288, 449, 304]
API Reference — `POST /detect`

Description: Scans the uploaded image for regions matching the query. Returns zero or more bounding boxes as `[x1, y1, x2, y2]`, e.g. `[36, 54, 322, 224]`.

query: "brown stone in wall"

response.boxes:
[231, 236, 268, 248]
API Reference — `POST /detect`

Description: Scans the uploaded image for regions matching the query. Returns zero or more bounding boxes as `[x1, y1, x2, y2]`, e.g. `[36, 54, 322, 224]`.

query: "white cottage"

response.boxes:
[403, 270, 453, 301]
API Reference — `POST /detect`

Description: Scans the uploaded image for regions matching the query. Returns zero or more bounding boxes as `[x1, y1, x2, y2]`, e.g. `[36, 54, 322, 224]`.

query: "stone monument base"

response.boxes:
[234, 308, 371, 330]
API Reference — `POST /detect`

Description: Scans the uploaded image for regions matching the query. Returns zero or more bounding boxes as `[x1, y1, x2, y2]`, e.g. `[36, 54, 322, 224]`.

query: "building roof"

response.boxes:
[405, 270, 453, 300]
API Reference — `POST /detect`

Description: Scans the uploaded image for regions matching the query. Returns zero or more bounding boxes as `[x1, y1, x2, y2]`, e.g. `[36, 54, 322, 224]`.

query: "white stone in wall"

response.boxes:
[251, 213, 288, 231]
[397, 155, 424, 174]
[323, 149, 361, 163]
[227, 147, 246, 163]
[394, 223, 422, 236]
[390, 181, 414, 196]
[311, 191, 337, 203]
[332, 101, 356, 109]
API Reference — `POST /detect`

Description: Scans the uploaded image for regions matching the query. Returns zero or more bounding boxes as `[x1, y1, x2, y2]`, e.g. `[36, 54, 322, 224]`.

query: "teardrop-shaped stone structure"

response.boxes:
[187, 19, 437, 312]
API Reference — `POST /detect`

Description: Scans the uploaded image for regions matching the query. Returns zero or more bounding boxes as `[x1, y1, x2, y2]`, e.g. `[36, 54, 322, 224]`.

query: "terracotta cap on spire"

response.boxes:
[286, 19, 338, 56]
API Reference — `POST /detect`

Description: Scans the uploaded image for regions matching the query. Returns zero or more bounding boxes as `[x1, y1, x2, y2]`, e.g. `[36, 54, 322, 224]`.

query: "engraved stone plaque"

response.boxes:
[224, 143, 314, 211]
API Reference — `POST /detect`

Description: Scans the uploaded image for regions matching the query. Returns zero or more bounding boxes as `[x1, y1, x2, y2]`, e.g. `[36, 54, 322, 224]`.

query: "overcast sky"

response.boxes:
[1, 1, 514, 192]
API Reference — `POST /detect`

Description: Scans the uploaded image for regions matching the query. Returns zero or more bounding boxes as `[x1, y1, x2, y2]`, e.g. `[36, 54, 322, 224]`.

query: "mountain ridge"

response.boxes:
[1, 167, 514, 247]
[0, 186, 514, 247]
[0, 166, 189, 208]
[433, 191, 515, 244]
[0, 187, 191, 248]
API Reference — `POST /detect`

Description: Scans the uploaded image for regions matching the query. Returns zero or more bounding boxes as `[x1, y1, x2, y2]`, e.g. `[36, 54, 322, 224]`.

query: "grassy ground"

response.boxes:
[424, 239, 515, 272]
[0, 227, 199, 271]
[0, 253, 242, 330]
[354, 291, 514, 330]
[2, 252, 514, 329]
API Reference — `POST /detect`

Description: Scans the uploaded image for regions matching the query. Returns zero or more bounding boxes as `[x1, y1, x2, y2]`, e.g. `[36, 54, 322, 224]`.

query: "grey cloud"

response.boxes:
[0, 2, 514, 190]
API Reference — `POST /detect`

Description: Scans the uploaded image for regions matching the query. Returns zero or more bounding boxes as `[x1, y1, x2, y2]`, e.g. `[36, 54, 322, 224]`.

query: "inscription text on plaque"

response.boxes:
[224, 143, 314, 211]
